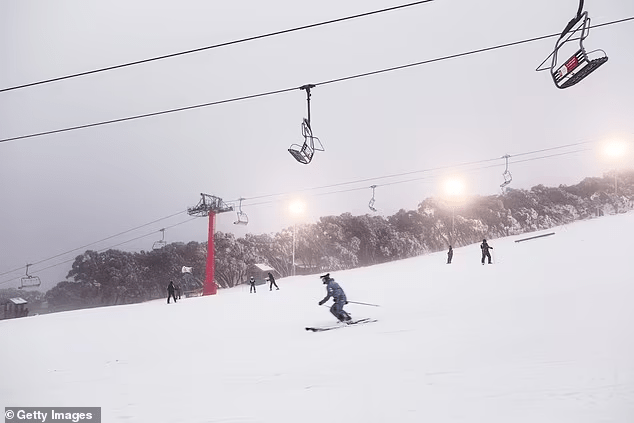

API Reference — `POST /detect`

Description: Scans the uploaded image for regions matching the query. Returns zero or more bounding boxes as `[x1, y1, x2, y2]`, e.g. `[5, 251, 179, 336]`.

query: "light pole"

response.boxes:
[288, 200, 305, 276]
[444, 177, 465, 245]
[292, 223, 296, 276]
[602, 140, 628, 212]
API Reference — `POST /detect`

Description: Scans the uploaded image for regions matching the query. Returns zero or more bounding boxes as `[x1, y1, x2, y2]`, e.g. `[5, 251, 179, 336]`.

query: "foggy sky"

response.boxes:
[1, 0, 633, 290]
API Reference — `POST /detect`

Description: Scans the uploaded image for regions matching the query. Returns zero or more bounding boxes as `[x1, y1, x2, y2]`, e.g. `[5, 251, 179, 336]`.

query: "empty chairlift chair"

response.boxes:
[536, 0, 608, 89]
[500, 155, 512, 190]
[19, 264, 41, 289]
[288, 84, 324, 164]
[233, 198, 249, 225]
[153, 228, 167, 250]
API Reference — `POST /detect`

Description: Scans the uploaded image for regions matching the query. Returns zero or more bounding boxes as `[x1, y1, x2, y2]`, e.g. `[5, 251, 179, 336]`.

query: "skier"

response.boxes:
[267, 272, 279, 291]
[481, 239, 493, 264]
[318, 273, 351, 322]
[447, 245, 453, 264]
[249, 276, 256, 293]
[175, 282, 182, 300]
[167, 280, 177, 304]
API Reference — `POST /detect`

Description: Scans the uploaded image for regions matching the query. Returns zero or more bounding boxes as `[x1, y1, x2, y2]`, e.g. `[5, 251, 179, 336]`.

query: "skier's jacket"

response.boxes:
[321, 279, 347, 304]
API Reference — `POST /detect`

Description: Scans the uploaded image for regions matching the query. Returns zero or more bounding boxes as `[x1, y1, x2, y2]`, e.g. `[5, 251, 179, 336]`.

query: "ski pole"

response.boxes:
[347, 301, 380, 307]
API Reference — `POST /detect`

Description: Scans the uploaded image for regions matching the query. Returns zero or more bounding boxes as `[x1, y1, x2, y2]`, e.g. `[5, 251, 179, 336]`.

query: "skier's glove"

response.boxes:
[318, 300, 325, 306]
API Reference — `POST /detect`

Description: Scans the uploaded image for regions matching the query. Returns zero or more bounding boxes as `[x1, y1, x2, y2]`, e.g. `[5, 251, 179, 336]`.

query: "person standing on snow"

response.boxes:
[447, 246, 454, 264]
[267, 272, 279, 291]
[318, 273, 351, 322]
[480, 239, 493, 264]
[167, 280, 177, 304]
[249, 276, 257, 293]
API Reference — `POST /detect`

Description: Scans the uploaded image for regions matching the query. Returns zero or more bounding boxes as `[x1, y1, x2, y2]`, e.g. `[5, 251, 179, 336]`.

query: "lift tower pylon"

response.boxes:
[187, 193, 233, 296]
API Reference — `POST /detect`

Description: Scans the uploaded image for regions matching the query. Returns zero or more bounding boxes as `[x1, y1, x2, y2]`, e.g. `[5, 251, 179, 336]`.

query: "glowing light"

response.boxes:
[444, 178, 465, 197]
[289, 200, 306, 215]
[602, 140, 627, 159]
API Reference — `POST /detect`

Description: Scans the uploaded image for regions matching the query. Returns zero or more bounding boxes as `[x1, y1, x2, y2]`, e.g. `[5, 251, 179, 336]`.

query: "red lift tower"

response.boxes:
[187, 193, 233, 296]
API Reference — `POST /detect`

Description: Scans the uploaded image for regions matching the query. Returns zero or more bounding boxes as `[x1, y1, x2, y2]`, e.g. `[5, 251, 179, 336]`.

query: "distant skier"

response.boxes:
[167, 280, 177, 304]
[447, 246, 453, 264]
[175, 283, 182, 300]
[318, 273, 351, 322]
[481, 239, 493, 264]
[267, 272, 279, 291]
[249, 276, 256, 293]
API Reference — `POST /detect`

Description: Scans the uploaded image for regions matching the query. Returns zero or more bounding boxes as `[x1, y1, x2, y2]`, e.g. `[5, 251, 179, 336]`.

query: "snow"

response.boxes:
[1, 213, 633, 422]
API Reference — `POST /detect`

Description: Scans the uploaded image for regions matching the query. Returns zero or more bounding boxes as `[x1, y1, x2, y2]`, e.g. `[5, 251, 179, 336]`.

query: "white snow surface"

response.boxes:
[1, 213, 634, 423]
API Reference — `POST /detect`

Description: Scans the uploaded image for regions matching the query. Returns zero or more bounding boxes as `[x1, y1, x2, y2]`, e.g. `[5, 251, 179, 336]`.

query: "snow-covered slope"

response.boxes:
[1, 213, 633, 423]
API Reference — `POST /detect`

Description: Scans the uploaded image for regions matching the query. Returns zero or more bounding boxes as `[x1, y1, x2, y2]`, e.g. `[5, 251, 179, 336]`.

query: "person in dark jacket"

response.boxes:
[267, 272, 279, 291]
[249, 276, 256, 293]
[447, 246, 454, 264]
[480, 239, 493, 264]
[167, 280, 177, 304]
[318, 273, 351, 322]
[175, 283, 182, 299]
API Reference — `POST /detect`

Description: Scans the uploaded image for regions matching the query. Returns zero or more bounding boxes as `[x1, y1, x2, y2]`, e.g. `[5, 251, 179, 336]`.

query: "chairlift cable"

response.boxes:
[0, 146, 594, 287]
[2, 16, 633, 144]
[234, 140, 599, 203]
[0, 210, 187, 278]
[0, 0, 436, 93]
[0, 217, 198, 286]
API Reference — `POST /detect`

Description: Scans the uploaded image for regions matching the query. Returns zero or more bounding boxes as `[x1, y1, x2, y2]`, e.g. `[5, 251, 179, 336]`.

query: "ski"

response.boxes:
[305, 318, 377, 332]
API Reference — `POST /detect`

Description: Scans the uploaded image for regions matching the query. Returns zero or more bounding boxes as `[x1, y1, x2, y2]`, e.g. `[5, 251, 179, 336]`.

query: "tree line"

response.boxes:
[18, 171, 631, 311]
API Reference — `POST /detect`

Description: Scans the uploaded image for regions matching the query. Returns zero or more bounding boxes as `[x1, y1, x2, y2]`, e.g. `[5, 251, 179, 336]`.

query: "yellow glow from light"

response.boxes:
[288, 199, 306, 215]
[444, 178, 465, 197]
[602, 140, 627, 159]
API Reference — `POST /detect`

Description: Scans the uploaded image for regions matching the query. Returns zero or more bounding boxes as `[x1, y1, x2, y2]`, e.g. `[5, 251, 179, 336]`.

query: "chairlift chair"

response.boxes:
[233, 198, 249, 225]
[152, 228, 167, 250]
[500, 155, 512, 189]
[19, 264, 41, 289]
[368, 185, 378, 212]
[288, 85, 324, 164]
[536, 0, 608, 89]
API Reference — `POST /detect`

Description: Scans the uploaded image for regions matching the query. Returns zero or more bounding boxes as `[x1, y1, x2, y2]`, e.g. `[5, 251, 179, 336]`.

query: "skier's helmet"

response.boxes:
[483, 239, 486, 242]
[320, 273, 330, 284]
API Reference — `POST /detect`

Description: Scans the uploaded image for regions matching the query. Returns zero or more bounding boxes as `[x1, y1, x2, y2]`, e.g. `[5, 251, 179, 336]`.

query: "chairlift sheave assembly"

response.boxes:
[500, 154, 512, 190]
[368, 185, 378, 212]
[152, 228, 167, 250]
[536, 0, 608, 89]
[19, 263, 41, 289]
[288, 84, 324, 164]
[233, 198, 249, 225]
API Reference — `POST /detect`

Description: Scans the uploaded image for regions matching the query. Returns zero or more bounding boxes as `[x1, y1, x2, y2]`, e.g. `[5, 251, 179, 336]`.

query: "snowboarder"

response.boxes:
[481, 239, 493, 264]
[318, 273, 351, 322]
[167, 280, 177, 304]
[249, 276, 256, 293]
[267, 272, 279, 291]
[447, 246, 453, 264]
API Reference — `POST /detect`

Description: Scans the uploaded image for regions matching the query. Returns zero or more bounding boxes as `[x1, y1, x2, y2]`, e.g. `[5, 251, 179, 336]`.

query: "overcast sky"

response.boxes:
[1, 0, 633, 290]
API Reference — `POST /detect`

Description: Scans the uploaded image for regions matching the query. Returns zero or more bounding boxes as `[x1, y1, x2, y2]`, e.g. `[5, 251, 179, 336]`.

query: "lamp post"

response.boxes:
[602, 140, 628, 212]
[443, 178, 465, 245]
[289, 200, 305, 276]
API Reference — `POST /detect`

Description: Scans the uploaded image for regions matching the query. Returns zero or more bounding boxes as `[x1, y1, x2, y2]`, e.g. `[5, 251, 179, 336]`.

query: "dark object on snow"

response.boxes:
[306, 318, 377, 332]
[447, 246, 453, 264]
[515, 232, 555, 243]
[249, 276, 256, 294]
[267, 272, 279, 291]
[167, 281, 177, 304]
[318, 274, 351, 322]
[480, 240, 493, 264]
